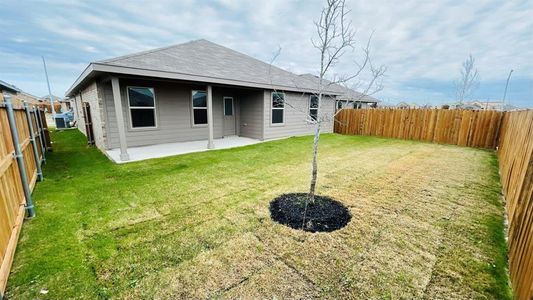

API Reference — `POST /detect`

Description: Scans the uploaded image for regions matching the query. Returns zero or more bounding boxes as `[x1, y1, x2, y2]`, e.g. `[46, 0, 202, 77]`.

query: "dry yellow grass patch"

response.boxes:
[7, 132, 510, 299]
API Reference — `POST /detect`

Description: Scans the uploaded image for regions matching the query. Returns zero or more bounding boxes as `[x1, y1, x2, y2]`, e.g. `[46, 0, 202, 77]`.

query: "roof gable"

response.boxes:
[96, 39, 327, 92]
[67, 39, 359, 96]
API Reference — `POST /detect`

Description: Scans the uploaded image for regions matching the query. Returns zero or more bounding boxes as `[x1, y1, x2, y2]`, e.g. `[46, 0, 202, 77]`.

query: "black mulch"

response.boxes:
[269, 193, 351, 233]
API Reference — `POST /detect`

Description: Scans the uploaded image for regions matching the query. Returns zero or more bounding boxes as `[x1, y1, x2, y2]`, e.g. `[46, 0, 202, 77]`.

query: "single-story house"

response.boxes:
[0, 79, 41, 107]
[297, 74, 380, 111]
[448, 100, 512, 111]
[40, 95, 72, 113]
[397, 102, 418, 109]
[66, 39, 364, 162]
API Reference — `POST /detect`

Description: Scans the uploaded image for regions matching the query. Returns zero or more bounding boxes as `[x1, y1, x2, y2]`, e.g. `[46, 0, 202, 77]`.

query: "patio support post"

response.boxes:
[111, 77, 130, 161]
[207, 85, 214, 149]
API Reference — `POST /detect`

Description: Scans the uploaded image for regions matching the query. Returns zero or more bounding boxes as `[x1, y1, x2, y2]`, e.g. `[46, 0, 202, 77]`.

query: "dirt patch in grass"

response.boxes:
[270, 193, 351, 232]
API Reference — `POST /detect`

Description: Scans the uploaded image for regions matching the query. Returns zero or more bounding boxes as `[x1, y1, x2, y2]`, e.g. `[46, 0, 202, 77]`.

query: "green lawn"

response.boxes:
[6, 130, 511, 299]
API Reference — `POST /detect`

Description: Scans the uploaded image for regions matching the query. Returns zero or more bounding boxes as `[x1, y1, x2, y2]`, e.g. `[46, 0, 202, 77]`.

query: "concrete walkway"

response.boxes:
[106, 136, 261, 163]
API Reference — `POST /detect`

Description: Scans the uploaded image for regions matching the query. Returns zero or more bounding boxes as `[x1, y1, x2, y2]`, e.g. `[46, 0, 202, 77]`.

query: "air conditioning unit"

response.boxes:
[54, 111, 74, 129]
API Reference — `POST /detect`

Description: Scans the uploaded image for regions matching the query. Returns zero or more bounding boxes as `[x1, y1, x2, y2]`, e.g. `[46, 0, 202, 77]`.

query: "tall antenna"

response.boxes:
[42, 56, 56, 122]
[502, 69, 514, 110]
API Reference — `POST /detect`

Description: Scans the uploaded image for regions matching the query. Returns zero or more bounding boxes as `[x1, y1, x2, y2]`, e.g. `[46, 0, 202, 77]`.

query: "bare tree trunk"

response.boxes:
[308, 120, 321, 203]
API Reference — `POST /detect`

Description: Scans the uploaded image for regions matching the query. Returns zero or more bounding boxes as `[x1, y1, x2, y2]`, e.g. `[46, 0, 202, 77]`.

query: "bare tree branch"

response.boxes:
[455, 54, 479, 105]
[267, 0, 386, 227]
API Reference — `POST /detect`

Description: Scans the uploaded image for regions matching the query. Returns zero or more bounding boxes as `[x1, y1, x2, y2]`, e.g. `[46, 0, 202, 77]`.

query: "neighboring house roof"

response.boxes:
[0, 80, 41, 105]
[298, 74, 380, 103]
[447, 100, 513, 111]
[41, 94, 64, 102]
[0, 79, 22, 94]
[66, 39, 348, 97]
[397, 101, 417, 108]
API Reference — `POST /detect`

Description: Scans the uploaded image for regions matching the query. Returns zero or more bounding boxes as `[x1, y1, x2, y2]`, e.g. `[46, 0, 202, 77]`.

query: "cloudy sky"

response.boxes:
[1, 0, 531, 107]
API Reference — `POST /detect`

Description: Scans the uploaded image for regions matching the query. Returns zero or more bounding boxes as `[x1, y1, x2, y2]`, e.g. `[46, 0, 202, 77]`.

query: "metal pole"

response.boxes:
[502, 69, 513, 110]
[42, 56, 56, 122]
[35, 107, 48, 160]
[24, 102, 43, 181]
[4, 95, 36, 218]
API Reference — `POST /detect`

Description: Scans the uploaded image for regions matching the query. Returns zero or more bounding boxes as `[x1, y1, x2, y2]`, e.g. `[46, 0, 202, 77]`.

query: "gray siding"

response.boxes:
[238, 90, 264, 140]
[105, 79, 228, 149]
[263, 91, 335, 140]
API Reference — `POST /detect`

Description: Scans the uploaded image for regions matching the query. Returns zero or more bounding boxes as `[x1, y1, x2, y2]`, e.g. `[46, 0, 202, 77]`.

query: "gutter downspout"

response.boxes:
[4, 95, 36, 218]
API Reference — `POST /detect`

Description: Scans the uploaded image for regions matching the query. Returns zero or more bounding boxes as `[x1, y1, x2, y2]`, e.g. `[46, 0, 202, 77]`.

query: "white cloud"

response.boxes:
[1, 0, 531, 105]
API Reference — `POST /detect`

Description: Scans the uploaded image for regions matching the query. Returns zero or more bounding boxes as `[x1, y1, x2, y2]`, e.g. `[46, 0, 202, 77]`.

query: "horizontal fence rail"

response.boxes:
[334, 108, 503, 148]
[335, 107, 533, 299]
[0, 98, 49, 297]
[497, 110, 533, 300]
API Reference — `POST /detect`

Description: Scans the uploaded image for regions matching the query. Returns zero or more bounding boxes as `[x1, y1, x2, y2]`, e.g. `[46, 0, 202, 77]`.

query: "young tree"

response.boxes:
[270, 0, 385, 210]
[455, 54, 479, 104]
[307, 0, 385, 204]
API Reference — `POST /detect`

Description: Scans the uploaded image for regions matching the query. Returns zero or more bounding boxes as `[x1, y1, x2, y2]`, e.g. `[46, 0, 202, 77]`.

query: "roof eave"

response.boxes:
[67, 63, 344, 96]
[65, 64, 95, 97]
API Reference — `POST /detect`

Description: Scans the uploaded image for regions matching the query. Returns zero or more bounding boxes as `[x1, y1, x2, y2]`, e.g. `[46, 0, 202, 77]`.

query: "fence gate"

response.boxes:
[82, 102, 95, 145]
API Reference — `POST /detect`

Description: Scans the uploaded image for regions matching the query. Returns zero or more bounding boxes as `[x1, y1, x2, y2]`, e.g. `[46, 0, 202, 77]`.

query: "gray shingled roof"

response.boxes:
[298, 74, 380, 103]
[97, 39, 346, 93]
[67, 39, 372, 97]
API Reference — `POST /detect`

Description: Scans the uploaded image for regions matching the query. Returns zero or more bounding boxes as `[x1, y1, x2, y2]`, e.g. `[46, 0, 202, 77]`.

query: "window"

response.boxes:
[309, 95, 319, 121]
[336, 100, 344, 111]
[224, 97, 233, 116]
[192, 90, 207, 125]
[128, 87, 156, 128]
[271, 92, 285, 124]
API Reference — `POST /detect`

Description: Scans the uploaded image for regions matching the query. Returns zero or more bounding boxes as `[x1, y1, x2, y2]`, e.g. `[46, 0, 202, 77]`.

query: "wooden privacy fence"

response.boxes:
[497, 110, 533, 300]
[0, 100, 49, 297]
[335, 108, 533, 299]
[335, 108, 503, 148]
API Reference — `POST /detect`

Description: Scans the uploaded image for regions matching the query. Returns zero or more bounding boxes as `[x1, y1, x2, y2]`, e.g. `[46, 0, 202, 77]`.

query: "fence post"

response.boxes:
[33, 106, 47, 164]
[24, 102, 43, 181]
[35, 107, 49, 158]
[4, 95, 36, 218]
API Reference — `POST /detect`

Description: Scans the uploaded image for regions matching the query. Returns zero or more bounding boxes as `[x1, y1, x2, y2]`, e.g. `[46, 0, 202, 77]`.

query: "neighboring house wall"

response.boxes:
[239, 90, 264, 140]
[0, 90, 40, 107]
[16, 92, 40, 106]
[263, 91, 335, 140]
[104, 79, 225, 149]
[0, 90, 16, 103]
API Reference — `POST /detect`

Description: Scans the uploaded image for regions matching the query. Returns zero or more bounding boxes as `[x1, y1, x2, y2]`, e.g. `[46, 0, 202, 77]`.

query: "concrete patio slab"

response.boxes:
[106, 136, 261, 163]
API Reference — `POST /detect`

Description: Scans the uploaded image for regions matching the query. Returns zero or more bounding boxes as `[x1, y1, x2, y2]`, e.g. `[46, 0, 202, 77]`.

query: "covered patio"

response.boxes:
[106, 136, 261, 163]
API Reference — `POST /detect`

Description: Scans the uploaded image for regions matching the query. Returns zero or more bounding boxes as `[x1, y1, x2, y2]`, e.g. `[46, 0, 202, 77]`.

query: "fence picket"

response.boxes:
[335, 108, 533, 299]
[0, 102, 49, 297]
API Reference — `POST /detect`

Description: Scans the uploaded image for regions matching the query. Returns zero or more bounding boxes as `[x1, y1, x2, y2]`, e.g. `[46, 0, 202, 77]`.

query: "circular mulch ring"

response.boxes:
[269, 193, 351, 233]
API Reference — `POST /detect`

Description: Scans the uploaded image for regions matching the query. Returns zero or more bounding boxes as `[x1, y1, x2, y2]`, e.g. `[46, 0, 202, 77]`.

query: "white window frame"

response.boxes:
[271, 91, 285, 126]
[336, 100, 346, 111]
[223, 96, 234, 116]
[126, 86, 157, 130]
[191, 90, 208, 127]
[309, 95, 319, 121]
